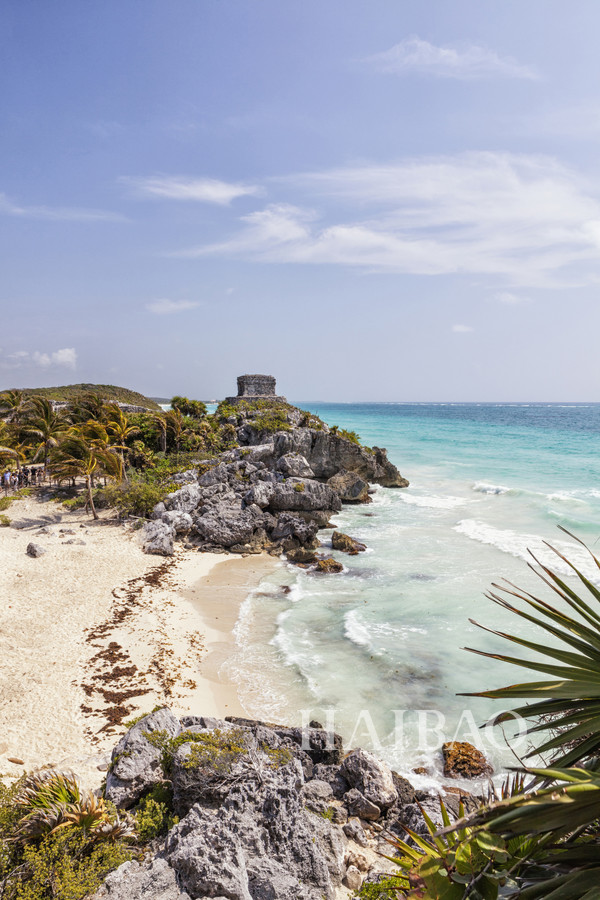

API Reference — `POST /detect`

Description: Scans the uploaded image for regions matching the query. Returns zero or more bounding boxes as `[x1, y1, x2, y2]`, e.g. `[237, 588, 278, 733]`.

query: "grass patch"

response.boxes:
[0, 496, 12, 511]
[0, 514, 11, 527]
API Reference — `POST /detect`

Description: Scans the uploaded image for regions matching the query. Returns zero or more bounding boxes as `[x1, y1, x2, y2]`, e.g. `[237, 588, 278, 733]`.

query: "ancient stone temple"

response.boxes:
[225, 374, 287, 404]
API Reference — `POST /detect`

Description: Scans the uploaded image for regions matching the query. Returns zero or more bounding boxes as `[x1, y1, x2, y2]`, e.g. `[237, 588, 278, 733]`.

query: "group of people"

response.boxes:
[1, 465, 45, 493]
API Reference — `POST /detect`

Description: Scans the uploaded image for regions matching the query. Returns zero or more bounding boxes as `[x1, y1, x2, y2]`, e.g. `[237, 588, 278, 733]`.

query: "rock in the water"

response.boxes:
[141, 520, 175, 556]
[328, 470, 370, 503]
[315, 557, 344, 574]
[105, 708, 180, 808]
[286, 547, 318, 565]
[93, 857, 190, 900]
[331, 531, 366, 554]
[340, 748, 397, 811]
[26, 543, 46, 557]
[442, 741, 493, 779]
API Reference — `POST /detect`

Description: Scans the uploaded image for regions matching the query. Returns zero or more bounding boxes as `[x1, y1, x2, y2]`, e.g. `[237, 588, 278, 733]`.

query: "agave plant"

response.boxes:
[11, 769, 134, 846]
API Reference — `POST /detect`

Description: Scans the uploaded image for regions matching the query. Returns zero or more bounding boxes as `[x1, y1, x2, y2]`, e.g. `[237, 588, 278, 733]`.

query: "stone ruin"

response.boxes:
[225, 373, 287, 405]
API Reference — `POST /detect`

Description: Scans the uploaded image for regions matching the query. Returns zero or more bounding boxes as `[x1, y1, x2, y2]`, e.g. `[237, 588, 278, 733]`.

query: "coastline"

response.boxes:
[0, 492, 277, 787]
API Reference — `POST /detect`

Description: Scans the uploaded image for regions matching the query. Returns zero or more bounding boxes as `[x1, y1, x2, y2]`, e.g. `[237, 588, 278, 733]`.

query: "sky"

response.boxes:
[2, 0, 600, 401]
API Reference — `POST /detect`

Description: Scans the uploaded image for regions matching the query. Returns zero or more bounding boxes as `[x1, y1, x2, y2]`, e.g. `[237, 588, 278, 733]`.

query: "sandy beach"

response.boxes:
[0, 490, 279, 786]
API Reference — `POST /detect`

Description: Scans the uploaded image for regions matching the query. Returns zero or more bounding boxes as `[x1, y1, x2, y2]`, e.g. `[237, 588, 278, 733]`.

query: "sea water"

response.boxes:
[221, 403, 600, 785]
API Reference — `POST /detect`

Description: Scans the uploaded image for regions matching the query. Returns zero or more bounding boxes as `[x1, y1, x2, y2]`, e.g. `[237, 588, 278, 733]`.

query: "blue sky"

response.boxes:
[2, 0, 600, 400]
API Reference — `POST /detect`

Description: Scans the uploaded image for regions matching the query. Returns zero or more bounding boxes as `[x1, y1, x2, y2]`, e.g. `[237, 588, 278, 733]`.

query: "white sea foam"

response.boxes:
[454, 519, 600, 583]
[472, 482, 511, 495]
[344, 609, 427, 654]
[400, 493, 467, 509]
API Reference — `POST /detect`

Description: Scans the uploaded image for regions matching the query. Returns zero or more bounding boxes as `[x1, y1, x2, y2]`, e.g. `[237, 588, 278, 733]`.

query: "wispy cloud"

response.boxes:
[364, 36, 539, 81]
[145, 299, 201, 315]
[123, 175, 261, 206]
[181, 153, 600, 287]
[0, 347, 77, 370]
[0, 193, 124, 222]
[452, 324, 474, 333]
[494, 291, 531, 304]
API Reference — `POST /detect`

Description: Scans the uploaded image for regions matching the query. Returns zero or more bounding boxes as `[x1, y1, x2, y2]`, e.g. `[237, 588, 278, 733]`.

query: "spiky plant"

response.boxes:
[10, 769, 134, 846]
[462, 528, 600, 770]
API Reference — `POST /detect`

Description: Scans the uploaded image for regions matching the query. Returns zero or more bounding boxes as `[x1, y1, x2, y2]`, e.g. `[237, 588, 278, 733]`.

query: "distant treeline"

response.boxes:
[0, 383, 161, 410]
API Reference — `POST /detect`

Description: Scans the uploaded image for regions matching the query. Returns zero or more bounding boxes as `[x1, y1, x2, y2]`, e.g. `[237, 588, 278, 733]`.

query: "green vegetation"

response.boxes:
[144, 728, 250, 776]
[0, 496, 11, 510]
[0, 383, 161, 410]
[134, 784, 177, 842]
[95, 480, 173, 518]
[0, 769, 133, 900]
[293, 482, 305, 492]
[0, 514, 10, 526]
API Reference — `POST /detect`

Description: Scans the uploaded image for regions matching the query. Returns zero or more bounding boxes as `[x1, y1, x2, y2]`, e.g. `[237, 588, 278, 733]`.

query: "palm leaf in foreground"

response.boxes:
[461, 528, 600, 769]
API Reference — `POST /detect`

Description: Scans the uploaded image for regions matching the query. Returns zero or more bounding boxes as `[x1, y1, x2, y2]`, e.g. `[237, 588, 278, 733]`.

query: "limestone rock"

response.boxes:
[344, 788, 380, 821]
[340, 748, 397, 811]
[315, 557, 344, 574]
[166, 758, 340, 900]
[141, 520, 175, 556]
[343, 818, 369, 847]
[268, 481, 342, 514]
[276, 453, 315, 478]
[442, 741, 493, 779]
[92, 857, 190, 900]
[163, 483, 202, 514]
[26, 543, 46, 557]
[343, 865, 363, 891]
[328, 470, 370, 503]
[194, 503, 257, 548]
[331, 531, 366, 554]
[161, 511, 193, 533]
[105, 708, 180, 809]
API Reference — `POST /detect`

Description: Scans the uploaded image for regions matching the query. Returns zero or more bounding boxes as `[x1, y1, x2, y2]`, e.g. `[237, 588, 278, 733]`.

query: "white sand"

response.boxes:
[0, 491, 278, 786]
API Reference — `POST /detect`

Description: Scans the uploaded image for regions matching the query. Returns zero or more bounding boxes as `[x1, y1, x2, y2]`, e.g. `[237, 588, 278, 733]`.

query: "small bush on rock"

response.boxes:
[135, 784, 177, 842]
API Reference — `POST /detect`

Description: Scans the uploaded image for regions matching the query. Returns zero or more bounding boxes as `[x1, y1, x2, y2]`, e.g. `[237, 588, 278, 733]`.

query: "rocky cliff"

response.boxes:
[94, 707, 474, 900]
[141, 401, 408, 558]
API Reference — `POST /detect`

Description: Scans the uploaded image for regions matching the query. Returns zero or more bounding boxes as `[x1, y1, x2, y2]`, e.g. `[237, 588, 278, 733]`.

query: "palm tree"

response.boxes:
[49, 435, 121, 519]
[0, 420, 18, 468]
[104, 405, 140, 481]
[152, 413, 167, 453]
[0, 390, 25, 422]
[22, 397, 69, 469]
[165, 408, 185, 460]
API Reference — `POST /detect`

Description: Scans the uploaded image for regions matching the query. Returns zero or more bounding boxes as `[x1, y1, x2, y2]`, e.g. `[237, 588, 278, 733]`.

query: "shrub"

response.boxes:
[134, 784, 177, 842]
[0, 496, 11, 510]
[0, 514, 10, 527]
[2, 828, 132, 900]
[95, 481, 171, 518]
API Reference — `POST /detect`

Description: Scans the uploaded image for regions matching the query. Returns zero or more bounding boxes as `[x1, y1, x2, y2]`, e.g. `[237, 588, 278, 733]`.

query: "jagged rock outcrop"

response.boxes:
[141, 521, 175, 557]
[93, 708, 454, 900]
[141, 401, 408, 556]
[331, 531, 367, 554]
[327, 469, 370, 503]
[105, 708, 181, 808]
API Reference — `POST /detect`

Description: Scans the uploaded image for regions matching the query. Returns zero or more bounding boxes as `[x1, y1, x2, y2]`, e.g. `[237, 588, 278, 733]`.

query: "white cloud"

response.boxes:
[184, 153, 600, 287]
[364, 36, 539, 80]
[123, 175, 261, 206]
[0, 347, 77, 370]
[452, 324, 474, 333]
[0, 192, 123, 222]
[145, 299, 201, 315]
[494, 291, 530, 304]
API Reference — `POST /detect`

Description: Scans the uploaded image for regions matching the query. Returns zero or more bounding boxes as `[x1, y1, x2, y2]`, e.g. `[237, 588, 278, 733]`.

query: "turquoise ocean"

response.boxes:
[220, 403, 600, 785]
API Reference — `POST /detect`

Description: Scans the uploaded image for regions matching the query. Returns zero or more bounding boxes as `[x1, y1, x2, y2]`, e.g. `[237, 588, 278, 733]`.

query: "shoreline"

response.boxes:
[0, 491, 278, 786]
